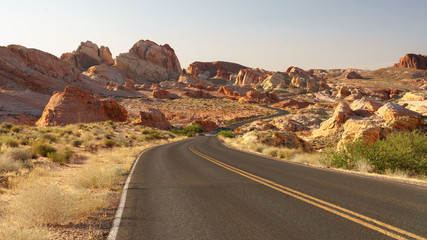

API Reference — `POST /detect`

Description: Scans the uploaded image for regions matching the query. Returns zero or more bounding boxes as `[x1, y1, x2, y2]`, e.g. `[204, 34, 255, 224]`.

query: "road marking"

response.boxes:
[107, 149, 147, 240]
[189, 143, 426, 240]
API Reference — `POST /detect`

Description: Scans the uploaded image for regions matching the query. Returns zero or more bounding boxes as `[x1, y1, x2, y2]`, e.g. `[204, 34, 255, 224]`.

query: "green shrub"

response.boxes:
[47, 148, 73, 163]
[171, 124, 203, 136]
[33, 143, 57, 157]
[217, 130, 235, 138]
[11, 126, 21, 133]
[105, 120, 114, 126]
[103, 139, 115, 148]
[40, 133, 57, 143]
[326, 131, 427, 176]
[71, 139, 82, 147]
[1, 122, 13, 129]
[5, 148, 32, 161]
[1, 136, 19, 148]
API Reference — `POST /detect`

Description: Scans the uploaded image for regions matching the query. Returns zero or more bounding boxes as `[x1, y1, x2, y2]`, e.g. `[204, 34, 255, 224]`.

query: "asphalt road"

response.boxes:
[115, 136, 427, 240]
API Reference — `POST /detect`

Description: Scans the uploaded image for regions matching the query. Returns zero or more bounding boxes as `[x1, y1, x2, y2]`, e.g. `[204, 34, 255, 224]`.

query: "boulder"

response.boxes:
[135, 109, 170, 130]
[393, 53, 427, 70]
[376, 102, 422, 120]
[345, 71, 363, 79]
[336, 86, 350, 98]
[152, 89, 174, 99]
[192, 120, 219, 131]
[312, 102, 353, 138]
[60, 41, 113, 71]
[178, 74, 213, 87]
[286, 66, 310, 76]
[186, 61, 247, 80]
[350, 97, 383, 116]
[36, 86, 127, 126]
[115, 40, 182, 82]
[400, 92, 425, 101]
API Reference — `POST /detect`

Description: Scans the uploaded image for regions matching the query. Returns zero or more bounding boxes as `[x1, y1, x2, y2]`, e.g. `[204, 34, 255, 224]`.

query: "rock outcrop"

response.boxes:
[272, 99, 311, 110]
[0, 45, 79, 94]
[394, 54, 427, 70]
[61, 41, 114, 71]
[36, 86, 127, 126]
[191, 120, 219, 131]
[186, 61, 247, 80]
[115, 40, 182, 82]
[235, 68, 273, 86]
[345, 71, 363, 79]
[135, 109, 170, 130]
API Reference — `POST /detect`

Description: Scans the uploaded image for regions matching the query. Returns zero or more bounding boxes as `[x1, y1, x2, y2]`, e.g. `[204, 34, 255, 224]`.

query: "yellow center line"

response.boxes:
[189, 143, 426, 240]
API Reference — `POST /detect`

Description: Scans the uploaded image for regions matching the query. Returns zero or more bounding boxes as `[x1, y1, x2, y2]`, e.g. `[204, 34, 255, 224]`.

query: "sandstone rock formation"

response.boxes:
[345, 71, 363, 79]
[376, 102, 422, 121]
[192, 120, 219, 131]
[178, 74, 214, 87]
[394, 54, 427, 70]
[135, 109, 170, 130]
[183, 89, 213, 98]
[0, 45, 79, 94]
[272, 99, 311, 110]
[153, 89, 174, 99]
[36, 86, 127, 126]
[350, 97, 383, 116]
[61, 41, 113, 71]
[400, 92, 425, 101]
[260, 72, 292, 91]
[235, 68, 274, 86]
[186, 61, 247, 80]
[115, 40, 182, 82]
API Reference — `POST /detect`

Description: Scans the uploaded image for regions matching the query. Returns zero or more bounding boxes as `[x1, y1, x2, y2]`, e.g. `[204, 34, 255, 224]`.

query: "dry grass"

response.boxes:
[0, 121, 185, 239]
[0, 154, 24, 173]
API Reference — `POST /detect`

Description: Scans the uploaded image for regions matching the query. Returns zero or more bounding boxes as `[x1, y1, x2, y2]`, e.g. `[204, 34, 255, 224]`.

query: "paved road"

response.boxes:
[115, 136, 427, 240]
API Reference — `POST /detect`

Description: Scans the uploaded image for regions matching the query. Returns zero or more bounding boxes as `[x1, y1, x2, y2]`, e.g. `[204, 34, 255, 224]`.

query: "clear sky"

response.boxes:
[1, 0, 426, 71]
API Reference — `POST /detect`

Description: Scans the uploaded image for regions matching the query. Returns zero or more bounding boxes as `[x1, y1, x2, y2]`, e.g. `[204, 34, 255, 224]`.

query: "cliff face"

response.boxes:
[394, 53, 427, 70]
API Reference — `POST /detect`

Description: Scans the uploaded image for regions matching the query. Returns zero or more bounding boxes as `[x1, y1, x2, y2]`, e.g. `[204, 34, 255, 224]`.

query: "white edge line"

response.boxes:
[107, 149, 148, 240]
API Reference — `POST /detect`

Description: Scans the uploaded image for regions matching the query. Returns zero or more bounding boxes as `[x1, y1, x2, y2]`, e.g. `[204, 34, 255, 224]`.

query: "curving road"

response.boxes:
[113, 136, 427, 240]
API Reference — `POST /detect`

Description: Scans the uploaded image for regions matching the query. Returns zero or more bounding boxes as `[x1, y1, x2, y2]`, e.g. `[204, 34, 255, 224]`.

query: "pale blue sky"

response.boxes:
[1, 0, 426, 70]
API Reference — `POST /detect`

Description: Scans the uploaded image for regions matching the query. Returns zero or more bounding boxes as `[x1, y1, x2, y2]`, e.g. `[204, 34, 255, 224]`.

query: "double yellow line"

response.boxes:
[189, 143, 426, 240]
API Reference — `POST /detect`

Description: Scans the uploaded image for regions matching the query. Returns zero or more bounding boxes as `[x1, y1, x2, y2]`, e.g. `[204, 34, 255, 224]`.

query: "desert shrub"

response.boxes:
[1, 136, 19, 148]
[40, 133, 57, 143]
[71, 139, 82, 147]
[47, 148, 73, 163]
[32, 143, 57, 157]
[11, 126, 21, 133]
[217, 130, 235, 138]
[5, 148, 32, 161]
[18, 138, 29, 146]
[74, 166, 122, 190]
[263, 148, 278, 157]
[0, 221, 50, 240]
[13, 183, 76, 226]
[105, 120, 114, 126]
[0, 155, 24, 172]
[103, 139, 115, 148]
[171, 124, 203, 137]
[1, 122, 13, 130]
[326, 131, 427, 176]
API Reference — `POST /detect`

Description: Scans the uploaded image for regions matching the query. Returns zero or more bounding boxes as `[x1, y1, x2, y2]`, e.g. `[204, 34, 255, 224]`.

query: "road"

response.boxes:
[114, 136, 427, 240]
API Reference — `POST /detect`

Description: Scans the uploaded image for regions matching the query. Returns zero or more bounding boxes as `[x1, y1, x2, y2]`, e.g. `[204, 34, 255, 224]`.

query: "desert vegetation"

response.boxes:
[220, 130, 427, 180]
[0, 121, 184, 239]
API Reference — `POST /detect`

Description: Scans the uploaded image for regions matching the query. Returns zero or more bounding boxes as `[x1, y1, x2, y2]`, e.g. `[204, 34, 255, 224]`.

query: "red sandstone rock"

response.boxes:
[186, 61, 247, 79]
[124, 79, 135, 91]
[286, 66, 309, 76]
[393, 54, 427, 70]
[191, 120, 219, 131]
[115, 40, 182, 82]
[61, 41, 114, 71]
[152, 89, 173, 99]
[376, 102, 422, 121]
[235, 68, 274, 86]
[36, 86, 127, 126]
[135, 109, 170, 130]
[272, 99, 312, 110]
[345, 71, 363, 79]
